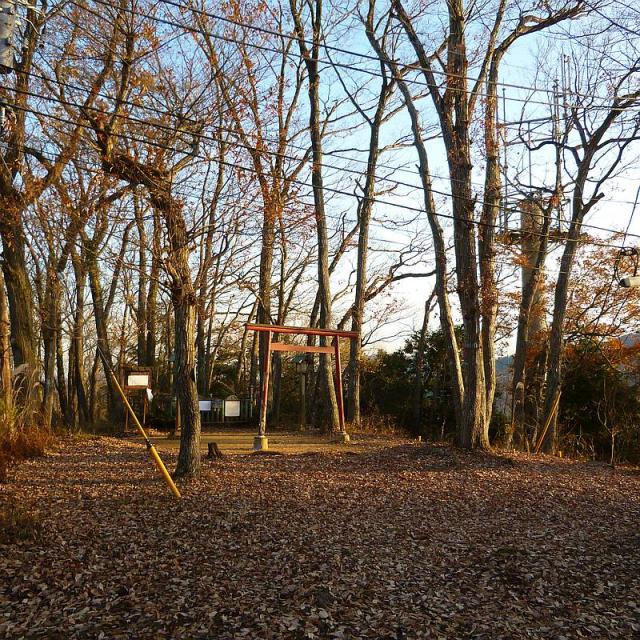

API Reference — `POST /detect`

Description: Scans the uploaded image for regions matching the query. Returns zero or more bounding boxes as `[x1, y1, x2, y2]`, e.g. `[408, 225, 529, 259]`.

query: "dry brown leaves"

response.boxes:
[1, 437, 639, 639]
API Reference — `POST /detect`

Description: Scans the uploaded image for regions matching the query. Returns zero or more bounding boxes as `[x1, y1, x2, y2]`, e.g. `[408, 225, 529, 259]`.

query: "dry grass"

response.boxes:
[0, 377, 56, 482]
[0, 426, 54, 483]
[357, 411, 406, 436]
[0, 496, 42, 544]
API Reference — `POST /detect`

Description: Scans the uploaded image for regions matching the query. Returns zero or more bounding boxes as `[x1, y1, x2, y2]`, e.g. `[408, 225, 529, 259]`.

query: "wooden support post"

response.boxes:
[254, 329, 272, 450]
[334, 338, 349, 442]
[299, 370, 306, 432]
[534, 390, 561, 454]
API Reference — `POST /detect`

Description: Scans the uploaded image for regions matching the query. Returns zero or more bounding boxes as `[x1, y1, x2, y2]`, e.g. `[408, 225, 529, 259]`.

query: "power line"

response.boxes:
[21, 62, 640, 204]
[153, 0, 640, 110]
[5, 96, 637, 251]
[69, 0, 640, 114]
[8, 137, 423, 250]
[17, 65, 554, 193]
[31, 3, 640, 206]
[7, 82, 640, 244]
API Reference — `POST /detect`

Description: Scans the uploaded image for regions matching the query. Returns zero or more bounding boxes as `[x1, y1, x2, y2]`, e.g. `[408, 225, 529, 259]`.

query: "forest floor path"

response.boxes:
[1, 436, 639, 639]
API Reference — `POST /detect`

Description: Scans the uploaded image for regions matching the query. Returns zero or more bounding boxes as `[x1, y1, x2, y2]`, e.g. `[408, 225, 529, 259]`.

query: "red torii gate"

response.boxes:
[246, 323, 358, 450]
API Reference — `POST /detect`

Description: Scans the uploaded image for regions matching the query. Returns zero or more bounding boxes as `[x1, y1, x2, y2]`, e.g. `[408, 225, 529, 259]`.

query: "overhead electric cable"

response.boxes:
[67, 0, 640, 114]
[8, 84, 640, 242]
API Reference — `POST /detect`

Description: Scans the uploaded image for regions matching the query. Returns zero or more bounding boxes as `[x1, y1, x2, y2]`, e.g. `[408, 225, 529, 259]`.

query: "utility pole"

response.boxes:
[0, 0, 15, 74]
[0, 0, 15, 131]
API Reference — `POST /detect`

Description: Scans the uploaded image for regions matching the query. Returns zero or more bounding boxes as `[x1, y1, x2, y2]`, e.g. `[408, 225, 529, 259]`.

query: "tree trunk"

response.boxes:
[479, 57, 505, 438]
[145, 207, 161, 367]
[347, 83, 390, 426]
[257, 208, 276, 423]
[509, 199, 552, 447]
[366, 20, 464, 436]
[542, 212, 583, 452]
[86, 252, 117, 416]
[173, 292, 202, 478]
[272, 228, 289, 426]
[88, 349, 101, 424]
[1, 229, 36, 374]
[412, 291, 436, 432]
[445, 0, 487, 449]
[55, 295, 70, 427]
[196, 304, 208, 396]
[42, 267, 58, 428]
[542, 138, 603, 451]
[235, 301, 258, 392]
[134, 196, 148, 366]
[71, 250, 90, 427]
[291, 0, 340, 432]
[0, 269, 12, 432]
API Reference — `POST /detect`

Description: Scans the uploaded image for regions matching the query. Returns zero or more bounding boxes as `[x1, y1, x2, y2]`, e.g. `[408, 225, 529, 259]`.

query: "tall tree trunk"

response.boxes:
[347, 80, 391, 426]
[392, 0, 489, 448]
[196, 303, 208, 396]
[249, 331, 259, 407]
[445, 0, 487, 449]
[291, 0, 340, 432]
[509, 199, 552, 448]
[67, 318, 78, 431]
[134, 195, 148, 366]
[412, 291, 436, 432]
[272, 230, 288, 426]
[542, 191, 588, 451]
[86, 252, 117, 416]
[1, 229, 36, 374]
[55, 293, 70, 427]
[174, 292, 201, 477]
[0, 269, 13, 432]
[42, 266, 58, 428]
[540, 105, 630, 451]
[146, 207, 160, 367]
[366, 15, 464, 436]
[71, 250, 90, 427]
[145, 191, 202, 478]
[479, 56, 505, 438]
[256, 209, 275, 429]
[89, 349, 101, 424]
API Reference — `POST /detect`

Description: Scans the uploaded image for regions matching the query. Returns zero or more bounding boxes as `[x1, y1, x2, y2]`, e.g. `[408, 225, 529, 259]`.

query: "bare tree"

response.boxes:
[290, 0, 340, 431]
[76, 0, 215, 476]
[368, 0, 586, 447]
[0, 1, 116, 387]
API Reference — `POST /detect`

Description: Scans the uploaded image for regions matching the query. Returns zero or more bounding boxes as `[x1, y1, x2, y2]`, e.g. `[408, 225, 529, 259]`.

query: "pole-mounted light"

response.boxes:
[616, 247, 639, 287]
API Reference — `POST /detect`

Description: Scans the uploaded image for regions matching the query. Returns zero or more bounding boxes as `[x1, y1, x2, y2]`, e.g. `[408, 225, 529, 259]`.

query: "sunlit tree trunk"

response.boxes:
[0, 269, 12, 432]
[291, 0, 340, 432]
[347, 79, 392, 427]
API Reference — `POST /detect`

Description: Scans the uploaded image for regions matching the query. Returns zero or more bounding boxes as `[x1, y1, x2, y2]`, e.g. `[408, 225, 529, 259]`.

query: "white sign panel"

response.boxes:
[225, 399, 241, 417]
[127, 374, 149, 387]
[199, 400, 212, 412]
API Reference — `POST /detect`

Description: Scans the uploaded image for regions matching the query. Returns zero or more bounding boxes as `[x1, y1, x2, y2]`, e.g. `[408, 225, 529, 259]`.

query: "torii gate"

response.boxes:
[246, 324, 358, 450]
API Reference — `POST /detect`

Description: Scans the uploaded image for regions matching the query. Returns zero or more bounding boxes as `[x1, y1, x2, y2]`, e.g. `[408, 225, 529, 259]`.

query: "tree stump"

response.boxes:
[207, 442, 224, 459]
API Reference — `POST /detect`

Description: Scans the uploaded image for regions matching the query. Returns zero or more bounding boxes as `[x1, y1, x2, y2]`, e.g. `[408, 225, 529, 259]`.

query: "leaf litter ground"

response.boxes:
[1, 436, 639, 639]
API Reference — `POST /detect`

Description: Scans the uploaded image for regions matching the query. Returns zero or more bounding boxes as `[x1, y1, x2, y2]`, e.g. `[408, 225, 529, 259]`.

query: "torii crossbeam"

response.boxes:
[246, 323, 359, 450]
